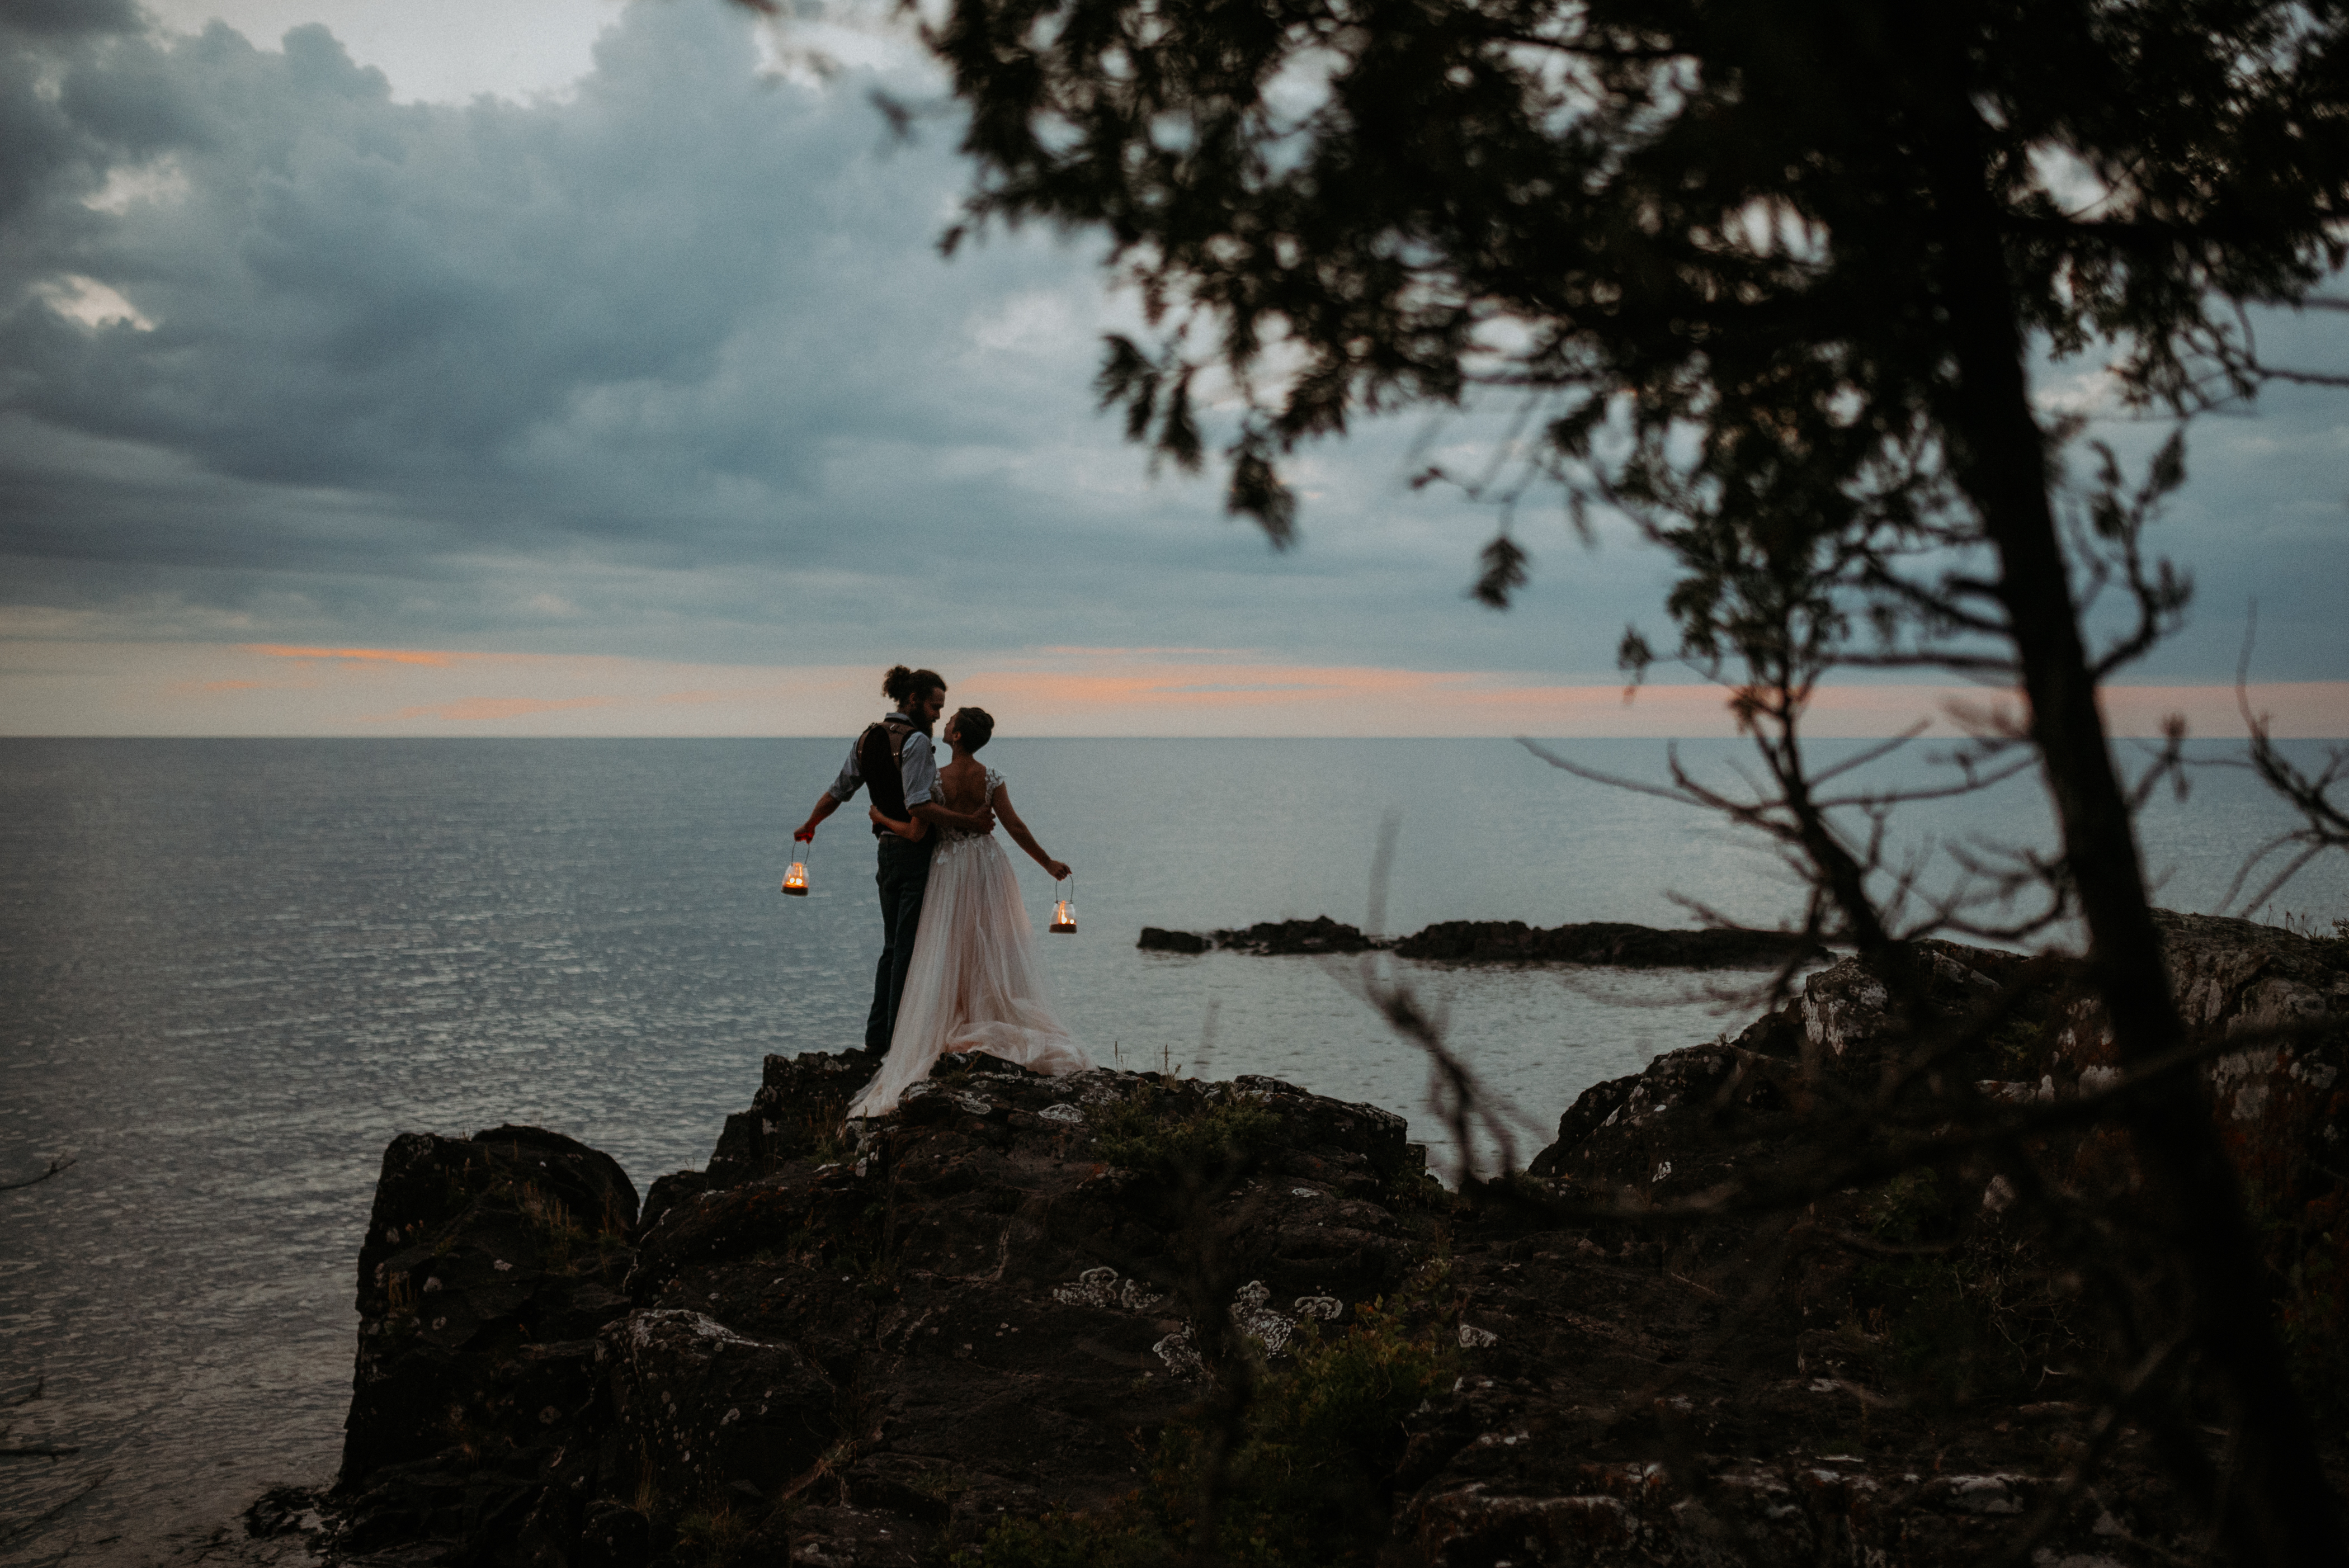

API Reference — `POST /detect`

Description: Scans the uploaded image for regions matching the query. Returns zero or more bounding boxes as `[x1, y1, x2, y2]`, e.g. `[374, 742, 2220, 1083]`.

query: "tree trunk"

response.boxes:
[1925, 115, 2345, 1568]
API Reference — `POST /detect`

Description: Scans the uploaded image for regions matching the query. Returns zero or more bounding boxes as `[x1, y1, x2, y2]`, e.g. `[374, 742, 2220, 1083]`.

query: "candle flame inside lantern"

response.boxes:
[782, 861, 809, 896]
[1049, 898, 1077, 933]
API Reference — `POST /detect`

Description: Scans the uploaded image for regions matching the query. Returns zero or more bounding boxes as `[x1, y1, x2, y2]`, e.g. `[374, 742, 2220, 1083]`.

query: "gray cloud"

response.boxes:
[8, 16, 892, 485]
[0, 1, 2341, 684]
[0, 0, 141, 39]
[2051, 323, 2349, 683]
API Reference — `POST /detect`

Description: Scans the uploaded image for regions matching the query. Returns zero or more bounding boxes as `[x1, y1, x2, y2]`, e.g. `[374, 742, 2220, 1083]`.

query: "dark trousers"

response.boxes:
[865, 834, 936, 1054]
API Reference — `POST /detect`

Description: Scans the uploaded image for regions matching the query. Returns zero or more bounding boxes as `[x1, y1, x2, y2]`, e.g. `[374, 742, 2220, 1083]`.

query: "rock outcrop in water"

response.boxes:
[1138, 915, 1380, 956]
[1393, 919, 1825, 968]
[313, 912, 2345, 1567]
[1135, 915, 1824, 967]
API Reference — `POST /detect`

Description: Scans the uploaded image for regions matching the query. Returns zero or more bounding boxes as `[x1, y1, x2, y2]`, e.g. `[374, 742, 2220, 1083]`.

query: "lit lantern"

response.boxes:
[1049, 876, 1076, 933]
[782, 856, 810, 896]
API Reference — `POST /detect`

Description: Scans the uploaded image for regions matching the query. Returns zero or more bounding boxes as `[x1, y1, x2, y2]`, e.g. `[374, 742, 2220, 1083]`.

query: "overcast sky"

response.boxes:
[2, 0, 2344, 736]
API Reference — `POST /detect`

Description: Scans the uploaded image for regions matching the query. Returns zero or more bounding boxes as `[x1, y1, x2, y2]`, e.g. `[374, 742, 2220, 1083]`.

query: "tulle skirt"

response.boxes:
[846, 833, 1091, 1118]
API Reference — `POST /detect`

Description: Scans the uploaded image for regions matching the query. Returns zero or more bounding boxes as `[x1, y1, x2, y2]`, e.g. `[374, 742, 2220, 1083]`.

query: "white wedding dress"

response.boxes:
[846, 767, 1091, 1118]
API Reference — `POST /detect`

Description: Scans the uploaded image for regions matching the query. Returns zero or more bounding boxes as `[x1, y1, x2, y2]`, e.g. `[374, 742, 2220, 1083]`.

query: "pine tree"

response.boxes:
[910, 0, 2349, 1557]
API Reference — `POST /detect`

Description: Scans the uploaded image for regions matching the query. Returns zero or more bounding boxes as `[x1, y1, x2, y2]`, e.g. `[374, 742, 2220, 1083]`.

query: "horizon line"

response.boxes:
[4, 639, 2344, 740]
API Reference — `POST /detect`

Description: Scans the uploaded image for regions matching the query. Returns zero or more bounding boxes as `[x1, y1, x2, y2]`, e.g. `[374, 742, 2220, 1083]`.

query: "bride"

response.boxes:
[845, 706, 1092, 1118]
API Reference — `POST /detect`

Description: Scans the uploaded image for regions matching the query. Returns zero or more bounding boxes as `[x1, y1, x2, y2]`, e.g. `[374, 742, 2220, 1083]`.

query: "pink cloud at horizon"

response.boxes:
[371, 696, 616, 722]
[244, 644, 470, 667]
[958, 661, 2349, 740]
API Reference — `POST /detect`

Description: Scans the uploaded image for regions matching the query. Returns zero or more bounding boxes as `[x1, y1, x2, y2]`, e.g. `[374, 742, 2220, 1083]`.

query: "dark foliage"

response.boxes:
[965, 1285, 1457, 1568]
[794, 0, 2349, 1560]
[913, 0, 2343, 567]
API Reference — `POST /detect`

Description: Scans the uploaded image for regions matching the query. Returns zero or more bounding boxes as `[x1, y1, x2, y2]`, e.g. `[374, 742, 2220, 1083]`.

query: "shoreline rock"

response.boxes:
[328, 1055, 1436, 1566]
[336, 1124, 639, 1558]
[1138, 914, 1828, 968]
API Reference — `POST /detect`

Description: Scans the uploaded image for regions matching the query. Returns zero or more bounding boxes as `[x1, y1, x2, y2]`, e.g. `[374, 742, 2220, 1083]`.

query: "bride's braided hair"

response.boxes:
[950, 707, 994, 751]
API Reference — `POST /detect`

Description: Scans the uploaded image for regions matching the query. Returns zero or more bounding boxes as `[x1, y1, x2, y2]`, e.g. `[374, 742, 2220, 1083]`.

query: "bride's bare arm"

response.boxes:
[869, 804, 927, 840]
[993, 788, 1069, 880]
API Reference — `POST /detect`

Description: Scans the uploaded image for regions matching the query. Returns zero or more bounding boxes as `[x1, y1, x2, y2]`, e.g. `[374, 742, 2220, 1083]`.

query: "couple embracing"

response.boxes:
[794, 665, 1091, 1117]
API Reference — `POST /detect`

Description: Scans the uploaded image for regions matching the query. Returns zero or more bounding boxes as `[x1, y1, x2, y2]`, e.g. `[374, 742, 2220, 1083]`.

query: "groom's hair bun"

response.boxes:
[882, 665, 946, 702]
[951, 707, 995, 750]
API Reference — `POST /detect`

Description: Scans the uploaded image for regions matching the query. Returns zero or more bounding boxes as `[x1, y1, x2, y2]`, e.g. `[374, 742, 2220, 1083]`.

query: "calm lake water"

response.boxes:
[3, 735, 2342, 1564]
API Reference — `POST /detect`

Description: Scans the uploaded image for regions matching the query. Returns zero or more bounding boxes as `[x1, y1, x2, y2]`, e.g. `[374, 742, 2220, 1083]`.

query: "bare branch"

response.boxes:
[2216, 608, 2349, 913]
[0, 1156, 76, 1193]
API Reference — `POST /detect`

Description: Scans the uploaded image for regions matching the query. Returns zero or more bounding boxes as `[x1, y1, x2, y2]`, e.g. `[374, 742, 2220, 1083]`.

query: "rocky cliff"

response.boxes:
[304, 913, 2345, 1567]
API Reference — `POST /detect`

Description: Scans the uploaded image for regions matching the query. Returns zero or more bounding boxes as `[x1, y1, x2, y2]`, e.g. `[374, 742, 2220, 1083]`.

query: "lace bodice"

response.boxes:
[935, 767, 1003, 845]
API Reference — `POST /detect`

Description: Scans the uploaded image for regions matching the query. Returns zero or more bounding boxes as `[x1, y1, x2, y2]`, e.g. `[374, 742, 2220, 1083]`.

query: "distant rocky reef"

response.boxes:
[1138, 913, 1826, 967]
[1137, 914, 1381, 956]
[279, 910, 2343, 1568]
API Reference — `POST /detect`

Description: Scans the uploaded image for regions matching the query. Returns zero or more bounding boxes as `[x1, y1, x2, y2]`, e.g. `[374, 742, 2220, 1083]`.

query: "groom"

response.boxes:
[795, 665, 996, 1055]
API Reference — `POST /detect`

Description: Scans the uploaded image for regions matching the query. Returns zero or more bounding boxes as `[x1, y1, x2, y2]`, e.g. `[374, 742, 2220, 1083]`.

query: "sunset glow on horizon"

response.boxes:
[6, 640, 2344, 739]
